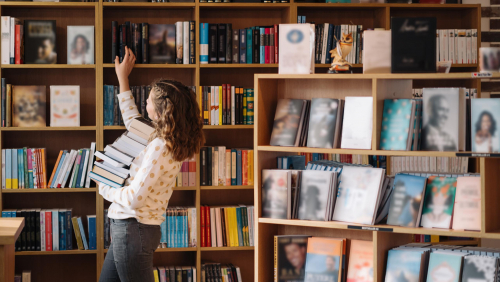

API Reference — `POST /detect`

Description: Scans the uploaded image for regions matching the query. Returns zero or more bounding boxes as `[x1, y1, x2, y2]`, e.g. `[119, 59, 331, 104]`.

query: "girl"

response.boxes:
[98, 47, 205, 282]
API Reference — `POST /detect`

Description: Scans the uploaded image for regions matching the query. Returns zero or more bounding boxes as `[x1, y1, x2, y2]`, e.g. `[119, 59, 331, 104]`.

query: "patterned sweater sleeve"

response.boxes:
[98, 138, 174, 209]
[117, 90, 142, 130]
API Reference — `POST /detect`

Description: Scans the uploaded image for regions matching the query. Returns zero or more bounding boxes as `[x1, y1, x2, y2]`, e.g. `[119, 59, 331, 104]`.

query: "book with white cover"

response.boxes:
[50, 85, 80, 127]
[332, 166, 385, 225]
[94, 151, 126, 168]
[363, 30, 391, 74]
[121, 134, 146, 151]
[340, 97, 373, 149]
[84, 142, 96, 188]
[279, 24, 315, 74]
[94, 161, 129, 179]
[55, 150, 76, 188]
[79, 148, 91, 188]
[104, 145, 133, 165]
[67, 26, 94, 64]
[126, 131, 148, 146]
[1, 17, 10, 65]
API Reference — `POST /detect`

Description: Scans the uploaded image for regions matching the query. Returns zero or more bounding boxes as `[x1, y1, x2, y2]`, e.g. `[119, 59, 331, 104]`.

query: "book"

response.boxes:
[462, 255, 498, 282]
[346, 240, 373, 282]
[426, 251, 465, 282]
[149, 24, 176, 64]
[270, 99, 307, 147]
[12, 86, 47, 127]
[452, 176, 481, 231]
[1, 17, 10, 65]
[306, 98, 339, 149]
[50, 85, 80, 127]
[380, 99, 413, 150]
[340, 97, 373, 150]
[279, 24, 314, 74]
[385, 248, 428, 282]
[471, 98, 500, 153]
[420, 176, 457, 229]
[304, 237, 343, 282]
[274, 235, 310, 282]
[24, 20, 57, 64]
[387, 174, 427, 227]
[298, 170, 335, 221]
[261, 170, 291, 219]
[200, 23, 209, 64]
[67, 26, 94, 64]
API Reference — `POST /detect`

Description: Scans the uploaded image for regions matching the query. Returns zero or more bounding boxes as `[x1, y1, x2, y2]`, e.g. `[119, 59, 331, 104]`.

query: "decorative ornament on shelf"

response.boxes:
[328, 32, 353, 74]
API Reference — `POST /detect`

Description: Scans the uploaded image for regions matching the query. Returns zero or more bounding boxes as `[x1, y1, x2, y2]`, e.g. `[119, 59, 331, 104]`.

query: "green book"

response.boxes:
[71, 150, 82, 188]
[246, 89, 254, 125]
[23, 148, 28, 189]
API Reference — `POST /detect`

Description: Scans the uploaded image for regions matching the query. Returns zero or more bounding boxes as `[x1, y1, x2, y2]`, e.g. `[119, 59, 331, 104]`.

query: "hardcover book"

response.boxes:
[270, 99, 307, 147]
[67, 26, 94, 64]
[452, 177, 481, 231]
[340, 97, 373, 150]
[471, 98, 500, 153]
[278, 24, 314, 74]
[261, 170, 291, 219]
[149, 24, 176, 64]
[347, 240, 374, 282]
[462, 255, 497, 282]
[385, 249, 427, 282]
[380, 99, 413, 150]
[306, 98, 339, 149]
[24, 20, 57, 64]
[50, 85, 80, 127]
[304, 237, 343, 282]
[298, 170, 334, 221]
[275, 235, 310, 282]
[386, 174, 427, 227]
[427, 252, 465, 282]
[420, 176, 457, 229]
[12, 86, 46, 127]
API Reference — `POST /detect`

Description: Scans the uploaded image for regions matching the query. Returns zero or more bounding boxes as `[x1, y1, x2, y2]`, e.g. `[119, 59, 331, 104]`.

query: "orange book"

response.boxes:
[241, 150, 248, 185]
[48, 150, 63, 189]
[41, 148, 47, 188]
[304, 237, 344, 282]
[347, 240, 374, 282]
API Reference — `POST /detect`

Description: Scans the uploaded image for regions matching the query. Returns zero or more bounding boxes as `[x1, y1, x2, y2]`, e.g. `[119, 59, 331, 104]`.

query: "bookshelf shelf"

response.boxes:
[200, 64, 278, 68]
[1, 64, 96, 69]
[102, 64, 196, 69]
[0, 2, 97, 8]
[103, 126, 126, 130]
[200, 185, 253, 190]
[200, 246, 254, 251]
[0, 126, 97, 131]
[203, 125, 253, 129]
[314, 64, 477, 68]
[15, 250, 98, 256]
[2, 188, 97, 193]
[173, 187, 198, 191]
[155, 247, 198, 252]
[199, 3, 290, 9]
[102, 2, 195, 8]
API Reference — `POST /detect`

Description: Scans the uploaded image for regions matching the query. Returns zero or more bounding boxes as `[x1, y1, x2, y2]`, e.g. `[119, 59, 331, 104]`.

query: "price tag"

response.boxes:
[471, 72, 492, 78]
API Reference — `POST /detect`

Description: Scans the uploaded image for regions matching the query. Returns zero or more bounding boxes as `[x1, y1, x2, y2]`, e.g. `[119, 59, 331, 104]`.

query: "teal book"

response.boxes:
[12, 148, 18, 189]
[236, 207, 243, 247]
[17, 149, 23, 188]
[246, 28, 252, 64]
[385, 249, 426, 282]
[420, 176, 457, 229]
[387, 174, 427, 227]
[23, 148, 28, 189]
[427, 252, 465, 282]
[380, 99, 413, 150]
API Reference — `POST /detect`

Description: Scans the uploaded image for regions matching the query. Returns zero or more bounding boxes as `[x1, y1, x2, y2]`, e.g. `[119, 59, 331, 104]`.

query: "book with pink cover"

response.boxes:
[347, 240, 374, 282]
[452, 176, 481, 231]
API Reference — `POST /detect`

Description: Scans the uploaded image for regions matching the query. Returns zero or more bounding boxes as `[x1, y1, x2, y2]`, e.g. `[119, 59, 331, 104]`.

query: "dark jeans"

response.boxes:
[99, 218, 161, 282]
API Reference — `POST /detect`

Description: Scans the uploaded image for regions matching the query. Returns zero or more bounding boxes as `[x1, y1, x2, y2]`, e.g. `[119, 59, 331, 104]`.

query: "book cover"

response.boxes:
[340, 97, 373, 150]
[50, 85, 80, 127]
[270, 99, 306, 146]
[12, 85, 46, 127]
[346, 240, 373, 282]
[200, 23, 209, 64]
[427, 252, 464, 282]
[278, 24, 314, 74]
[24, 20, 56, 64]
[67, 26, 94, 64]
[385, 249, 426, 282]
[332, 167, 385, 225]
[380, 99, 413, 150]
[298, 170, 334, 221]
[149, 24, 176, 64]
[471, 98, 500, 153]
[420, 176, 457, 229]
[421, 88, 460, 151]
[452, 177, 481, 231]
[306, 98, 339, 149]
[304, 237, 343, 282]
[387, 174, 427, 227]
[275, 235, 310, 282]
[462, 255, 497, 282]
[261, 169, 290, 219]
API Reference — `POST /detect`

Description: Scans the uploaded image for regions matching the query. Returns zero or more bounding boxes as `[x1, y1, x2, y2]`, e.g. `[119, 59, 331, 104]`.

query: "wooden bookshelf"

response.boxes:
[0, 1, 483, 282]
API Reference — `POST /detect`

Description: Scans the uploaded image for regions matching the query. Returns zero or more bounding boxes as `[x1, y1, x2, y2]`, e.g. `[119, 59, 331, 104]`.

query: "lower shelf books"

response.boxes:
[295, 153, 387, 169]
[1, 209, 96, 252]
[14, 270, 31, 282]
[200, 86, 254, 125]
[199, 147, 254, 187]
[153, 266, 196, 282]
[200, 205, 254, 247]
[385, 243, 500, 282]
[201, 263, 242, 282]
[390, 156, 469, 175]
[175, 157, 196, 187]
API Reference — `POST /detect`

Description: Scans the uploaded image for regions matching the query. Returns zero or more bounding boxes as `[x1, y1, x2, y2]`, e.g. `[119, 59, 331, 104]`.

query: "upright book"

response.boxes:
[304, 237, 343, 282]
[149, 24, 176, 64]
[24, 20, 57, 64]
[471, 98, 500, 153]
[67, 26, 94, 65]
[269, 99, 307, 147]
[12, 86, 46, 127]
[379, 99, 413, 150]
[341, 97, 373, 150]
[274, 235, 310, 282]
[386, 174, 427, 227]
[261, 170, 291, 220]
[50, 85, 80, 127]
[420, 176, 457, 229]
[306, 98, 339, 149]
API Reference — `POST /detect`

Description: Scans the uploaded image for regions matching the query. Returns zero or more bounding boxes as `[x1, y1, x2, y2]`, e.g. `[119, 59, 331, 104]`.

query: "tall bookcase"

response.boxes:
[0, 1, 481, 282]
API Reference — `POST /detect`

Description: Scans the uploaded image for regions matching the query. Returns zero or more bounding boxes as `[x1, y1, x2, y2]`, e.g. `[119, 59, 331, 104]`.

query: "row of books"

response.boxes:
[200, 86, 254, 125]
[274, 236, 371, 282]
[14, 271, 31, 282]
[295, 153, 387, 169]
[89, 118, 154, 188]
[1, 209, 96, 251]
[201, 264, 242, 282]
[412, 88, 477, 99]
[1, 19, 94, 64]
[313, 24, 363, 65]
[199, 147, 254, 186]
[200, 23, 279, 64]
[103, 85, 124, 126]
[200, 0, 289, 2]
[437, 29, 478, 64]
[1, 81, 81, 127]
[111, 21, 195, 64]
[153, 266, 196, 282]
[385, 244, 500, 282]
[201, 205, 255, 247]
[390, 156, 469, 175]
[174, 158, 196, 187]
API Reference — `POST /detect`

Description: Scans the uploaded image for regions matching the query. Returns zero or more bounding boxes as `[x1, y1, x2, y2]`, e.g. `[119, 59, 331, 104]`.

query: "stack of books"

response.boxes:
[90, 118, 154, 188]
[200, 205, 254, 247]
[200, 85, 254, 125]
[201, 264, 242, 282]
[48, 143, 96, 189]
[14, 270, 31, 282]
[1, 209, 96, 251]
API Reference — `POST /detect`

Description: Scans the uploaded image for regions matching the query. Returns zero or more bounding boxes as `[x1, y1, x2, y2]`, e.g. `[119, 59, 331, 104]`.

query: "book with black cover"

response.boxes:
[119, 24, 126, 63]
[111, 21, 118, 63]
[209, 24, 218, 63]
[218, 24, 226, 63]
[253, 28, 259, 63]
[141, 23, 149, 64]
[226, 23, 232, 64]
[24, 20, 57, 64]
[148, 24, 175, 64]
[391, 17, 436, 73]
[189, 21, 196, 64]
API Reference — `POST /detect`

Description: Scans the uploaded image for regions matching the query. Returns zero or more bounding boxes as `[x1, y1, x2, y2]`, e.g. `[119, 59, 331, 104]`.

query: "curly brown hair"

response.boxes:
[149, 79, 205, 162]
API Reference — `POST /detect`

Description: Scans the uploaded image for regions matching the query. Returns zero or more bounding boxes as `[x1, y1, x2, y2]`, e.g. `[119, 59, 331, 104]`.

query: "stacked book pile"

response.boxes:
[90, 118, 154, 188]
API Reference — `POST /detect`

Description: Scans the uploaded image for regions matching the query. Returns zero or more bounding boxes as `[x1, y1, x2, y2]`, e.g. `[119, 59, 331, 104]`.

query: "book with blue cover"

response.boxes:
[380, 99, 413, 151]
[88, 215, 96, 250]
[246, 28, 252, 64]
[385, 249, 427, 282]
[161, 212, 167, 244]
[77, 216, 88, 250]
[426, 251, 465, 282]
[59, 209, 66, 250]
[200, 23, 208, 64]
[304, 237, 343, 282]
[12, 149, 17, 189]
[387, 174, 427, 227]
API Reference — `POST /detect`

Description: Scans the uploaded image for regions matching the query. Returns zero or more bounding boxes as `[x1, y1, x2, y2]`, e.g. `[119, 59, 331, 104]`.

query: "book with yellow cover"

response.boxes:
[347, 240, 374, 282]
[71, 217, 84, 250]
[304, 237, 344, 282]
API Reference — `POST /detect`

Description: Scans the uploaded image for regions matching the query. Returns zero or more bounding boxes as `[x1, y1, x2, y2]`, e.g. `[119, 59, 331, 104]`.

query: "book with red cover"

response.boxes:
[15, 25, 23, 64]
[206, 206, 212, 247]
[270, 28, 275, 64]
[241, 150, 248, 186]
[45, 210, 52, 251]
[201, 206, 206, 247]
[188, 157, 196, 187]
[182, 161, 189, 187]
[265, 28, 270, 64]
[274, 24, 279, 64]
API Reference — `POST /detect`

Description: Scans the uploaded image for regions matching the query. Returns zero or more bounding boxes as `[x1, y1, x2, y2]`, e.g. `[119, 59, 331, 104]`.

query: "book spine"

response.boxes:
[183, 21, 189, 64]
[175, 22, 183, 64]
[14, 25, 20, 64]
[246, 89, 254, 125]
[125, 21, 131, 49]
[1, 150, 4, 189]
[248, 150, 254, 186]
[11, 149, 17, 189]
[31, 149, 37, 189]
[66, 210, 72, 250]
[225, 150, 231, 185]
[260, 27, 265, 64]
[325, 24, 334, 64]
[59, 211, 66, 250]
[1, 17, 10, 65]
[111, 21, 117, 63]
[45, 211, 52, 251]
[231, 86, 235, 125]
[209, 24, 218, 63]
[218, 24, 226, 63]
[6, 84, 11, 127]
[243, 89, 247, 125]
[190, 21, 196, 64]
[232, 29, 239, 63]
[1, 78, 5, 127]
[141, 23, 149, 64]
[236, 150, 242, 185]
[119, 24, 125, 63]
[246, 29, 252, 64]
[222, 84, 227, 125]
[226, 23, 232, 64]
[200, 23, 209, 64]
[239, 29, 246, 64]
[265, 28, 270, 64]
[242, 150, 248, 186]
[40, 210, 45, 251]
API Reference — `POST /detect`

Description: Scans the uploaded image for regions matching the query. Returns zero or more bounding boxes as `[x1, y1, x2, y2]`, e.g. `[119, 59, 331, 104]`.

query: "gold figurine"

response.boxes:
[328, 32, 353, 74]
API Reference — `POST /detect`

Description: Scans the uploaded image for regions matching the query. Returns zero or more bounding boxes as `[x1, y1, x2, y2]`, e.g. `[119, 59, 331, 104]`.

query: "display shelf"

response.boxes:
[102, 64, 197, 68]
[102, 2, 195, 8]
[0, 2, 97, 8]
[200, 185, 254, 190]
[200, 64, 278, 68]
[2, 188, 97, 193]
[0, 126, 97, 131]
[103, 126, 126, 130]
[199, 2, 291, 9]
[15, 250, 98, 256]
[200, 246, 254, 251]
[1, 64, 96, 69]
[203, 125, 254, 129]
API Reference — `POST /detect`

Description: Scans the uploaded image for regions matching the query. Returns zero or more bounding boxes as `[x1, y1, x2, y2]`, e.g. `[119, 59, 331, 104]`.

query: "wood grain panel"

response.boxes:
[15, 254, 97, 282]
